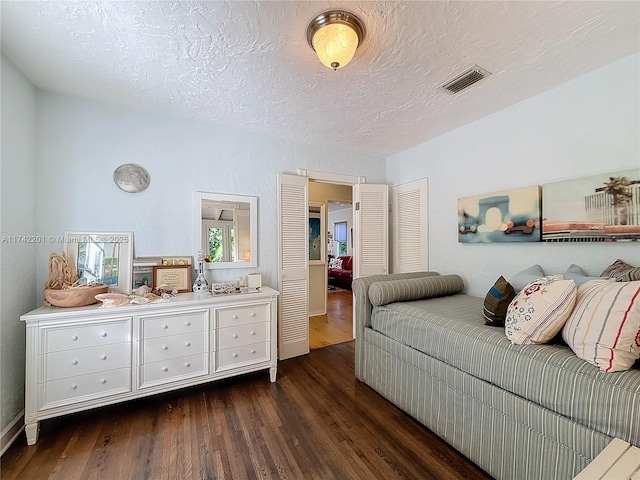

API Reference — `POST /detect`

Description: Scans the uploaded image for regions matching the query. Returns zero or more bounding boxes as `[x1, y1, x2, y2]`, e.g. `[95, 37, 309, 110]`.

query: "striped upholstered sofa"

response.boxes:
[353, 272, 640, 480]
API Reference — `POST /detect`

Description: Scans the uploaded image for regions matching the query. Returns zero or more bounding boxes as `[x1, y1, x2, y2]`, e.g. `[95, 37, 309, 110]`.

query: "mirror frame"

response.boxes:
[63, 231, 134, 294]
[195, 191, 258, 269]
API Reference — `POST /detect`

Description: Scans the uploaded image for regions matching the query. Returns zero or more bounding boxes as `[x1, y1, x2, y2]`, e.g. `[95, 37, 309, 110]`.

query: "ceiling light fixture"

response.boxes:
[306, 10, 365, 71]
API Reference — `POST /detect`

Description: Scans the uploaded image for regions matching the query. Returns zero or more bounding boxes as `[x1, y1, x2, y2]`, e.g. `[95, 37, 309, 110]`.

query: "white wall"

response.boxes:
[34, 92, 386, 291]
[386, 53, 640, 297]
[0, 54, 37, 450]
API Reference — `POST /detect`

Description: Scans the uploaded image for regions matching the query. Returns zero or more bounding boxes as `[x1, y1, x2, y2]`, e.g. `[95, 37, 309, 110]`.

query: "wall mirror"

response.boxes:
[195, 192, 258, 269]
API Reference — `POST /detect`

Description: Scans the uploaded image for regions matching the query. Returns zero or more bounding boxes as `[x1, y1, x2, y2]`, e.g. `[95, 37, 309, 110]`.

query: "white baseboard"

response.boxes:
[1, 411, 24, 456]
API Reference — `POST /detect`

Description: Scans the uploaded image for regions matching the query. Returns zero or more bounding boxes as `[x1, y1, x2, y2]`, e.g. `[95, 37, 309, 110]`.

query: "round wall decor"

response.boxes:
[113, 163, 151, 193]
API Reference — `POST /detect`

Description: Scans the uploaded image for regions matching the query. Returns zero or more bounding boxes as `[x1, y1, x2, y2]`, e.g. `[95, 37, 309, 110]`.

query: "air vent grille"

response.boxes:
[438, 65, 491, 95]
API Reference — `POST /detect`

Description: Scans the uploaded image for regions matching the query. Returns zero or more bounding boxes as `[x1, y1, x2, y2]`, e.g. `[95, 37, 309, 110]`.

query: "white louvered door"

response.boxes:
[277, 173, 309, 360]
[391, 178, 429, 273]
[353, 184, 389, 279]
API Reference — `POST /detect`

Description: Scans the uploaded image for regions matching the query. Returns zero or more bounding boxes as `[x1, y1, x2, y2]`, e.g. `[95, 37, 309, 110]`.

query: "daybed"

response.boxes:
[353, 272, 640, 480]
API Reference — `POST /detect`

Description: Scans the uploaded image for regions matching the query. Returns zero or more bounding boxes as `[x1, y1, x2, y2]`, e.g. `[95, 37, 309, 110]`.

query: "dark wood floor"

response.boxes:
[1, 342, 490, 480]
[309, 289, 353, 349]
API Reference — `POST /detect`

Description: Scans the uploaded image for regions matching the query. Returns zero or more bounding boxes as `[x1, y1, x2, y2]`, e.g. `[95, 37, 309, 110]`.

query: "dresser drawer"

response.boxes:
[45, 342, 130, 381]
[43, 319, 131, 353]
[140, 309, 207, 339]
[142, 332, 207, 364]
[139, 354, 208, 388]
[42, 368, 131, 408]
[217, 322, 268, 350]
[217, 304, 269, 328]
[216, 342, 269, 370]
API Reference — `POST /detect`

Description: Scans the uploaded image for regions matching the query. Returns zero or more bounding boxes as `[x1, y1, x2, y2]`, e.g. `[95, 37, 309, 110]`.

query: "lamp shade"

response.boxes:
[307, 10, 365, 71]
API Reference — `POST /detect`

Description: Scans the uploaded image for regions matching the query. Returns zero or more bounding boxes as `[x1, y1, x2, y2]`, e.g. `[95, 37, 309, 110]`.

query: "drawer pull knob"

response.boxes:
[185, 362, 191, 367]
[162, 324, 168, 329]
[71, 360, 78, 365]
[100, 379, 107, 384]
[251, 349, 256, 354]
[162, 345, 168, 350]
[100, 355, 107, 360]
[185, 321, 191, 326]
[185, 342, 191, 347]
[232, 334, 238, 339]
[71, 384, 78, 390]
[232, 353, 238, 358]
[162, 367, 168, 372]
[250, 331, 256, 335]
[232, 315, 238, 319]
[100, 332, 107, 337]
[71, 335, 78, 341]
[251, 313, 256, 317]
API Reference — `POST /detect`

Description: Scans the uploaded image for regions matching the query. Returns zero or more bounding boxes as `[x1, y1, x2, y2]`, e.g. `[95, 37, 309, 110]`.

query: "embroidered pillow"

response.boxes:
[562, 280, 640, 373]
[505, 276, 577, 345]
[483, 276, 516, 327]
[601, 259, 640, 282]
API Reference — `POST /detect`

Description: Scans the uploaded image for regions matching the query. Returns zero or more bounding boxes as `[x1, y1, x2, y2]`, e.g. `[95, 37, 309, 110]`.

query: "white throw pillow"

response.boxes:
[562, 280, 640, 372]
[505, 276, 577, 345]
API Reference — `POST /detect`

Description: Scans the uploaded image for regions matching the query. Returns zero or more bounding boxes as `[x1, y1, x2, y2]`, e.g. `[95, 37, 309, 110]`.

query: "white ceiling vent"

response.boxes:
[438, 65, 492, 95]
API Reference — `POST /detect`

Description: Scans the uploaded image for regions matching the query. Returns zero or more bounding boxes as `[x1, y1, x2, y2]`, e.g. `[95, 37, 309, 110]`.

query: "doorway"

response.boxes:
[308, 190, 354, 349]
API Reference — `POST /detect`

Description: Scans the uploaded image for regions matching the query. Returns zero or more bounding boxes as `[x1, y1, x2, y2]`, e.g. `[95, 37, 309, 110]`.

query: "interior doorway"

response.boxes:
[308, 188, 354, 350]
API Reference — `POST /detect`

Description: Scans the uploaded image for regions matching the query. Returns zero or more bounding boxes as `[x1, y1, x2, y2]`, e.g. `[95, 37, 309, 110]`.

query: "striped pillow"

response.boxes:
[368, 274, 464, 306]
[601, 259, 640, 282]
[562, 280, 640, 372]
[505, 276, 577, 345]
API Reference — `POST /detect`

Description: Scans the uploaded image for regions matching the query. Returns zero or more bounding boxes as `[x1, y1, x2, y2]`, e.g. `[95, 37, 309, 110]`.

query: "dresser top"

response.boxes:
[22, 286, 278, 322]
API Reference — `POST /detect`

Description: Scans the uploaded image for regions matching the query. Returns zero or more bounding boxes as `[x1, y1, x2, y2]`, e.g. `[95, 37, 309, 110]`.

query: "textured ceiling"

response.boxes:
[1, 1, 639, 157]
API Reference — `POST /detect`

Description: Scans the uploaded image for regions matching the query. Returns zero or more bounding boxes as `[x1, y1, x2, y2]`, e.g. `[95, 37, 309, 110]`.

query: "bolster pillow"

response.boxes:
[368, 274, 465, 306]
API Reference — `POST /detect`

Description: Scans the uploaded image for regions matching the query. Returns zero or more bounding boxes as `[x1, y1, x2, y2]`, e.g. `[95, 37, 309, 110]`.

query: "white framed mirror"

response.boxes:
[195, 192, 258, 269]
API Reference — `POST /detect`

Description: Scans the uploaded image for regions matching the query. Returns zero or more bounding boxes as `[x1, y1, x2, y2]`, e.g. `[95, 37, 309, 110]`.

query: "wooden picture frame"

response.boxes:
[152, 265, 192, 293]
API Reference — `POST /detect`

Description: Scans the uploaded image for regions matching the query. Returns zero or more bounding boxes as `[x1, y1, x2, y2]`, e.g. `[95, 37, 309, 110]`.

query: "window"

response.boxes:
[204, 221, 235, 262]
[335, 221, 348, 256]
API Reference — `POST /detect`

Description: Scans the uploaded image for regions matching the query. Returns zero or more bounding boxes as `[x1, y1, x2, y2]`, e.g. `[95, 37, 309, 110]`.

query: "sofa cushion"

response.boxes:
[601, 259, 640, 282]
[340, 256, 353, 270]
[482, 276, 516, 327]
[368, 274, 464, 306]
[563, 264, 610, 286]
[505, 276, 577, 345]
[563, 280, 640, 372]
[509, 265, 545, 291]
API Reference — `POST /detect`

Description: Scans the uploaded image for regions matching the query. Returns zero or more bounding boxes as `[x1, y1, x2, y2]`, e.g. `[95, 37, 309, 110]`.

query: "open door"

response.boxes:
[277, 173, 309, 360]
[391, 178, 429, 273]
[353, 184, 389, 279]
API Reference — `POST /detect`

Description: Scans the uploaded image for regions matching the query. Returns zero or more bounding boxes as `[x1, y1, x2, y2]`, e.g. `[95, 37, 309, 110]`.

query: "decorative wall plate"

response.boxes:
[113, 163, 151, 193]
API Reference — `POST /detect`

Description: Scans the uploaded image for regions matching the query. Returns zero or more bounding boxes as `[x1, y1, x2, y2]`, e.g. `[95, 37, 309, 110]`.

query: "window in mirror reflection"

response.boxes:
[77, 241, 120, 286]
[206, 223, 236, 262]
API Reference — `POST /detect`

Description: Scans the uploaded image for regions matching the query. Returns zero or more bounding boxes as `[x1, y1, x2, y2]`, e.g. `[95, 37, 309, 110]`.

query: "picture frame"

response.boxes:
[153, 265, 192, 293]
[309, 203, 325, 264]
[64, 231, 133, 294]
[161, 256, 192, 266]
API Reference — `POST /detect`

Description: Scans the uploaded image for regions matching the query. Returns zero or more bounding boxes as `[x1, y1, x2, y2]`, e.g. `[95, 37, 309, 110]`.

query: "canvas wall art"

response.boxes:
[542, 168, 640, 242]
[458, 186, 541, 243]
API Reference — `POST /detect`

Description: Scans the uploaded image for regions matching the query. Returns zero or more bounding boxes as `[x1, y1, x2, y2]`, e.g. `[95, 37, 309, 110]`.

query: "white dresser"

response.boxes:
[21, 288, 278, 445]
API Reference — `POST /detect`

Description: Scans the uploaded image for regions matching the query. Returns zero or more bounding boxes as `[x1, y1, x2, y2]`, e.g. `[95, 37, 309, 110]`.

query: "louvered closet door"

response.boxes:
[353, 184, 389, 279]
[392, 178, 429, 273]
[277, 173, 309, 360]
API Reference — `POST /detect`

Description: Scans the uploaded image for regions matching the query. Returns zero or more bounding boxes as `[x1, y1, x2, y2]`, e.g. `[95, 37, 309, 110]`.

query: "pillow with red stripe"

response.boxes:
[562, 280, 640, 373]
[505, 276, 577, 345]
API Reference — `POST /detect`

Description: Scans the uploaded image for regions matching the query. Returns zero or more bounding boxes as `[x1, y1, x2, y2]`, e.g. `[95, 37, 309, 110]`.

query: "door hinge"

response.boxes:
[355, 202, 360, 211]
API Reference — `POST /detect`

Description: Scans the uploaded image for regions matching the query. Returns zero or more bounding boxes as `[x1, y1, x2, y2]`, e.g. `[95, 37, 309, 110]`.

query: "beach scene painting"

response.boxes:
[458, 185, 541, 243]
[542, 168, 640, 242]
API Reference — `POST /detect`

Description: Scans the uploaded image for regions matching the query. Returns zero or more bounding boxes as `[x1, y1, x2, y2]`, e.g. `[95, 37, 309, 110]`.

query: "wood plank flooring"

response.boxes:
[309, 290, 353, 350]
[0, 342, 491, 480]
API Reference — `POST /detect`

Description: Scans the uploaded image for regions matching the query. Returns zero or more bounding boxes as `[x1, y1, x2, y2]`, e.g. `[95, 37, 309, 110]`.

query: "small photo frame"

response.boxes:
[153, 265, 192, 293]
[162, 256, 192, 266]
